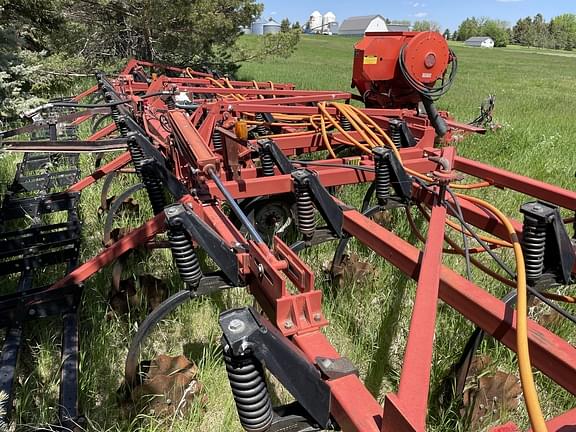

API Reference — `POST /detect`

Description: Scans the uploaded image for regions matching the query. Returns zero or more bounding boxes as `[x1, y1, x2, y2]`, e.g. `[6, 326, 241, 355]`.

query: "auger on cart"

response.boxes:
[0, 32, 575, 432]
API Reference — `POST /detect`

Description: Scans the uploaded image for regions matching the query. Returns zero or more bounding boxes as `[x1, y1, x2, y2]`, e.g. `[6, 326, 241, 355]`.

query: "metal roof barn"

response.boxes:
[339, 15, 388, 36]
[465, 37, 495, 48]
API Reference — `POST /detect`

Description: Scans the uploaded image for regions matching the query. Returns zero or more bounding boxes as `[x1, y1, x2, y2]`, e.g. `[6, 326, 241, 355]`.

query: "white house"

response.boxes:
[339, 15, 388, 36]
[465, 37, 495, 48]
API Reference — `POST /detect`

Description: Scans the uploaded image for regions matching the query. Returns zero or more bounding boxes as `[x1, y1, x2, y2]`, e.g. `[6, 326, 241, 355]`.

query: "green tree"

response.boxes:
[549, 14, 576, 50]
[513, 16, 533, 45]
[280, 18, 291, 33]
[0, 0, 64, 118]
[412, 20, 440, 32]
[482, 19, 510, 47]
[456, 17, 480, 41]
[51, 0, 264, 70]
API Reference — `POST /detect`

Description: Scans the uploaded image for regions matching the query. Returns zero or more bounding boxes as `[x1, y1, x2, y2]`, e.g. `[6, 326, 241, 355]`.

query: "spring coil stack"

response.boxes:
[372, 147, 391, 205]
[100, 72, 204, 287]
[340, 114, 352, 131]
[522, 215, 547, 283]
[223, 346, 273, 432]
[167, 227, 203, 287]
[259, 147, 275, 177]
[125, 133, 167, 215]
[294, 174, 316, 240]
[255, 113, 269, 137]
[212, 129, 223, 152]
[389, 120, 402, 149]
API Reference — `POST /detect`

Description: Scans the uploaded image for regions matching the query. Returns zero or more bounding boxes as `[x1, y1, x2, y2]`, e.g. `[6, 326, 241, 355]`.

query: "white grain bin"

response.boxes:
[309, 11, 323, 33]
[323, 12, 336, 25]
[263, 18, 281, 35]
[251, 18, 266, 35]
[322, 12, 336, 34]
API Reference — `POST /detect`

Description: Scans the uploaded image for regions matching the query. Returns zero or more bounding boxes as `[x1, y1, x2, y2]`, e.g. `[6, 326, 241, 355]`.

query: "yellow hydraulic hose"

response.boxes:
[459, 194, 548, 432]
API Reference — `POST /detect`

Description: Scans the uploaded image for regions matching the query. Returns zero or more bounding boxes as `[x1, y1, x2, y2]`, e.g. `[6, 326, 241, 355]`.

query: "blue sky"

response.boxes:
[260, 0, 576, 31]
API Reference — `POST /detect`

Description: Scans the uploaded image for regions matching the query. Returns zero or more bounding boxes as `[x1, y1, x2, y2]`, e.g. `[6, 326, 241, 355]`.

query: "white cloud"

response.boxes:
[414, 11, 429, 18]
[413, 2, 420, 6]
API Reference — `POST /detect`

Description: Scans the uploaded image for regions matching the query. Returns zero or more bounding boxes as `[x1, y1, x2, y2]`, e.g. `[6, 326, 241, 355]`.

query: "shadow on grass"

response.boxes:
[364, 272, 410, 396]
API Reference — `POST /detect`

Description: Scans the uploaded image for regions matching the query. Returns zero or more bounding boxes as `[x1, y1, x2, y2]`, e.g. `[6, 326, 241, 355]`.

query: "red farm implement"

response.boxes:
[0, 32, 574, 432]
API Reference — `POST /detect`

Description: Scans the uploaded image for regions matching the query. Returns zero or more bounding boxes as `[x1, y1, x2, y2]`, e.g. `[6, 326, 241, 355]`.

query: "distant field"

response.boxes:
[5, 34, 576, 432]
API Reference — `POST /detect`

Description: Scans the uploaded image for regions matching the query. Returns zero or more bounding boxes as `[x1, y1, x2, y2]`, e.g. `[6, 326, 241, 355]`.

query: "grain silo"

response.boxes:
[322, 12, 336, 34]
[263, 18, 281, 35]
[251, 17, 266, 35]
[309, 11, 322, 33]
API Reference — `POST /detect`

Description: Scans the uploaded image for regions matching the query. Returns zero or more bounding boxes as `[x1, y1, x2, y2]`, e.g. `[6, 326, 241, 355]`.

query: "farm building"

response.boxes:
[465, 37, 495, 48]
[263, 18, 281, 35]
[387, 23, 411, 32]
[339, 15, 388, 35]
[306, 11, 339, 34]
[251, 17, 267, 35]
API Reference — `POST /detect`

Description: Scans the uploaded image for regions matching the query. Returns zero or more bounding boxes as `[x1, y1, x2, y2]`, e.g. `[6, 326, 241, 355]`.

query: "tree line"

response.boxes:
[452, 13, 576, 50]
[0, 0, 299, 120]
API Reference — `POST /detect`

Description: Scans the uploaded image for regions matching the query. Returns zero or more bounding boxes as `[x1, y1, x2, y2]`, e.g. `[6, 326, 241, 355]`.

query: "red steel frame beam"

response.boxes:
[391, 196, 447, 431]
[342, 209, 576, 398]
[455, 156, 576, 211]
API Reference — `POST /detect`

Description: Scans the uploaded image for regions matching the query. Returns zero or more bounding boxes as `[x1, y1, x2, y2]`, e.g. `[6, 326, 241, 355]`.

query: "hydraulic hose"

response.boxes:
[421, 96, 448, 138]
[458, 194, 548, 432]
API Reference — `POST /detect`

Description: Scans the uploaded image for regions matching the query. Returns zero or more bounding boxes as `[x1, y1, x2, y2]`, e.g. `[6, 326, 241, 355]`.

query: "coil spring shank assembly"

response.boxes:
[259, 145, 276, 178]
[520, 201, 576, 286]
[372, 147, 392, 205]
[292, 170, 317, 240]
[223, 342, 274, 432]
[212, 129, 223, 151]
[165, 207, 203, 288]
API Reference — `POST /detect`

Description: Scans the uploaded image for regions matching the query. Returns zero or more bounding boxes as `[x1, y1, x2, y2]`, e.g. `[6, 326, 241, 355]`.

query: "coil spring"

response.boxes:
[212, 130, 223, 151]
[259, 148, 275, 177]
[111, 107, 129, 136]
[168, 228, 202, 286]
[224, 348, 273, 432]
[295, 181, 316, 239]
[255, 113, 268, 136]
[127, 137, 166, 214]
[340, 115, 352, 131]
[373, 148, 391, 204]
[142, 173, 167, 215]
[127, 138, 145, 175]
[389, 120, 402, 149]
[522, 218, 547, 282]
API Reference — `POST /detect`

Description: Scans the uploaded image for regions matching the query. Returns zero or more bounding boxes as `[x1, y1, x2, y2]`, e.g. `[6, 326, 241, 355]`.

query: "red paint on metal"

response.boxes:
[395, 200, 447, 430]
[342, 209, 576, 396]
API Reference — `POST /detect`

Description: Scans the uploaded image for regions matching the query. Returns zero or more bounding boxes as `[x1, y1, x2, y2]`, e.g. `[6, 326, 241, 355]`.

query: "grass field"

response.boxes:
[3, 34, 576, 431]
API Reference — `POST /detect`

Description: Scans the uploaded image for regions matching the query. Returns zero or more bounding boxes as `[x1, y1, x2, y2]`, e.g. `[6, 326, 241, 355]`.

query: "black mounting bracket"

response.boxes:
[128, 131, 190, 200]
[259, 139, 295, 175]
[390, 119, 417, 148]
[292, 169, 344, 237]
[377, 148, 412, 202]
[219, 307, 331, 429]
[520, 201, 576, 285]
[164, 204, 240, 287]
